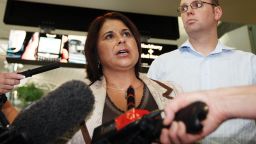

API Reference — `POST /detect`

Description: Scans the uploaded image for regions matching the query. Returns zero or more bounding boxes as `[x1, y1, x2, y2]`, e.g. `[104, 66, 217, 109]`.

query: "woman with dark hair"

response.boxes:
[85, 12, 142, 83]
[67, 12, 181, 144]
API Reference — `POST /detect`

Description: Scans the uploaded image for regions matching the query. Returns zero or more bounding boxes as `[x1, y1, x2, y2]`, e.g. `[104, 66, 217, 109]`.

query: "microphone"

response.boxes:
[0, 80, 95, 144]
[174, 101, 208, 133]
[0, 62, 61, 127]
[92, 101, 208, 144]
[18, 62, 60, 77]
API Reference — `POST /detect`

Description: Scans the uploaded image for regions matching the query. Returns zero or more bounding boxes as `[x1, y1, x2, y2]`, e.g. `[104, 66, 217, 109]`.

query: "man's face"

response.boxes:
[179, 0, 221, 34]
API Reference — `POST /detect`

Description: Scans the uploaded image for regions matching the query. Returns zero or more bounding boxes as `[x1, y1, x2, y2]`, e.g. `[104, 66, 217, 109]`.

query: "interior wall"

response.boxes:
[248, 25, 256, 54]
[220, 25, 252, 52]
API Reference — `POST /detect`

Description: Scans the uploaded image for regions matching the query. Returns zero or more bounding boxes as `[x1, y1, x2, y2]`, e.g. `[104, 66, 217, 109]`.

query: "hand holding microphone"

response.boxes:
[0, 62, 60, 95]
[0, 62, 61, 127]
[0, 72, 24, 127]
[0, 63, 95, 144]
[0, 73, 25, 95]
[92, 101, 208, 144]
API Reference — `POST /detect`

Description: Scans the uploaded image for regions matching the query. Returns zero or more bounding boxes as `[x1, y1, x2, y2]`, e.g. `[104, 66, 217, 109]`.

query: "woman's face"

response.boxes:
[97, 19, 139, 72]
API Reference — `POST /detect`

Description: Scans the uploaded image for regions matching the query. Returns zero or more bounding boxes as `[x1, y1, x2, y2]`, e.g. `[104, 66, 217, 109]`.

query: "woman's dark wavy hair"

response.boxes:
[84, 12, 142, 83]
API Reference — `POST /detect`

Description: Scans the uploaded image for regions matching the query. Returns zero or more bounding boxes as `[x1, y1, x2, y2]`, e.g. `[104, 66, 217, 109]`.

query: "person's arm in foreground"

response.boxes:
[0, 72, 24, 123]
[160, 85, 256, 144]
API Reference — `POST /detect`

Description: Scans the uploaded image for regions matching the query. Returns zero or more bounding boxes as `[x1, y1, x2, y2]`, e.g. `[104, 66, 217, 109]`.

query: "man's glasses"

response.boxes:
[177, 0, 217, 14]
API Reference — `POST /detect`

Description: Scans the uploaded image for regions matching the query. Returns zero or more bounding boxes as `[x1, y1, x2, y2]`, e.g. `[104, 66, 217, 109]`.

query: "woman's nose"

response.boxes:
[117, 35, 126, 45]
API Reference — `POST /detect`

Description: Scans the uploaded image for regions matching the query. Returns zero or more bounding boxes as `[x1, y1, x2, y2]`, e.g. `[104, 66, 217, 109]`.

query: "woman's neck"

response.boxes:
[104, 70, 144, 111]
[103, 70, 141, 91]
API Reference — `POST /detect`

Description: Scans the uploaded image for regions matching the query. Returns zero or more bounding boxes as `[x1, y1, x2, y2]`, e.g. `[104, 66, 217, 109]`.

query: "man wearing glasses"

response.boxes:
[148, 0, 256, 143]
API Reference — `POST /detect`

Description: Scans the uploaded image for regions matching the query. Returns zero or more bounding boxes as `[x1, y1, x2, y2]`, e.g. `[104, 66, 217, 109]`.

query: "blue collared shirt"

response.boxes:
[147, 40, 256, 143]
[148, 40, 256, 92]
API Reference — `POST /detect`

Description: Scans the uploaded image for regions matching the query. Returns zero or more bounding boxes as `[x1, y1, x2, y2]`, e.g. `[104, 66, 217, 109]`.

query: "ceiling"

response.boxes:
[1, 0, 256, 40]
[19, 0, 256, 25]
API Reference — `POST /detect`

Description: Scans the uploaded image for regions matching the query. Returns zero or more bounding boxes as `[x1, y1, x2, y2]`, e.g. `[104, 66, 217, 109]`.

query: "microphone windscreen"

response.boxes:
[11, 80, 95, 144]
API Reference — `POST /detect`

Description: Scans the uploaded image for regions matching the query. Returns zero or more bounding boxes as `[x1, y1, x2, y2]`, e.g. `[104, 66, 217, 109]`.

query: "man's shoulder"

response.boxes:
[229, 49, 256, 57]
[221, 43, 256, 57]
[150, 49, 181, 68]
[156, 49, 181, 60]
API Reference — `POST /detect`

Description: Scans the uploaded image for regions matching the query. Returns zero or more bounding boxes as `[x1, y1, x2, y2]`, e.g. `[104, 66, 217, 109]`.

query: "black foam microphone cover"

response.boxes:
[1, 80, 95, 144]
